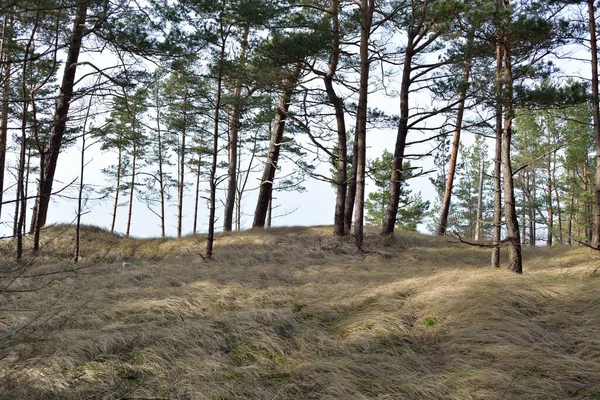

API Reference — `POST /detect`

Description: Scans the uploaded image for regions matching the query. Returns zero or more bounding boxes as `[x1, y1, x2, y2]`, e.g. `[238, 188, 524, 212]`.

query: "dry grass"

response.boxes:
[1, 225, 599, 399]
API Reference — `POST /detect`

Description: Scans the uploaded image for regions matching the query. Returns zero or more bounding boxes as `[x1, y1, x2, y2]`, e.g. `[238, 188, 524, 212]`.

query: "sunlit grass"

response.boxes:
[0, 225, 599, 399]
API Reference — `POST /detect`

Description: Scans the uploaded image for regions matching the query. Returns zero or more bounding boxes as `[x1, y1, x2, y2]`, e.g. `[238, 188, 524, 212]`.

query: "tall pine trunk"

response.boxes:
[177, 88, 188, 238]
[30, 0, 90, 241]
[474, 154, 485, 241]
[126, 141, 137, 238]
[253, 63, 302, 228]
[224, 24, 249, 232]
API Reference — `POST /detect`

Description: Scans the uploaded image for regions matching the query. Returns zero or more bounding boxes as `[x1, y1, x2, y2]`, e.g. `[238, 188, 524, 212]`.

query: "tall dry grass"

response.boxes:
[0, 225, 599, 399]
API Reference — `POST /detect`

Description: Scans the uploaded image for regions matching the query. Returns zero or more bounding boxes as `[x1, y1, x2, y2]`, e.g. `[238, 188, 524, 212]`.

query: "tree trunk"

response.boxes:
[530, 167, 536, 245]
[177, 88, 188, 238]
[474, 153, 485, 241]
[352, 0, 374, 248]
[75, 90, 94, 263]
[154, 82, 166, 237]
[587, 0, 600, 248]
[206, 37, 227, 259]
[193, 153, 202, 235]
[253, 62, 302, 228]
[438, 60, 471, 236]
[324, 0, 348, 237]
[344, 137, 358, 232]
[224, 24, 249, 232]
[126, 141, 137, 238]
[567, 170, 574, 245]
[546, 152, 553, 246]
[30, 0, 90, 237]
[501, 20, 522, 274]
[491, 9, 503, 268]
[382, 36, 412, 235]
[111, 146, 122, 234]
[0, 13, 12, 220]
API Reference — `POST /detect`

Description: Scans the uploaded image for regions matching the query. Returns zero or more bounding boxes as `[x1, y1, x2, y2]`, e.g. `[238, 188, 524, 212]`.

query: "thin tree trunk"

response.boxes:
[438, 61, 471, 236]
[154, 81, 166, 237]
[530, 167, 536, 245]
[253, 62, 302, 228]
[352, 0, 374, 248]
[126, 141, 137, 238]
[111, 146, 122, 234]
[193, 153, 202, 234]
[75, 89, 94, 263]
[491, 7, 503, 268]
[224, 24, 249, 232]
[567, 170, 574, 245]
[30, 0, 90, 239]
[501, 14, 522, 274]
[474, 153, 485, 241]
[206, 36, 227, 259]
[552, 151, 562, 244]
[0, 13, 12, 220]
[177, 88, 188, 238]
[546, 153, 553, 246]
[521, 174, 527, 244]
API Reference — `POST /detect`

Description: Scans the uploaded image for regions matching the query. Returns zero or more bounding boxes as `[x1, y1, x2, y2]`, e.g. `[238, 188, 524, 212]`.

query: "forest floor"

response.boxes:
[0, 225, 599, 399]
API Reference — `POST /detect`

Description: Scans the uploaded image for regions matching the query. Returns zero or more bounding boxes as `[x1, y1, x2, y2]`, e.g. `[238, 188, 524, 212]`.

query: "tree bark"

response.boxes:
[193, 153, 202, 234]
[344, 138, 358, 232]
[252, 62, 302, 228]
[224, 24, 249, 232]
[352, 0, 374, 248]
[546, 150, 553, 246]
[587, 0, 600, 248]
[30, 0, 90, 236]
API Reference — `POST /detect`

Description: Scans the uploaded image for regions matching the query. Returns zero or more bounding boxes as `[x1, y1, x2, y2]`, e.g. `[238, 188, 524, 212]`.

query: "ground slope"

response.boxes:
[1, 226, 599, 399]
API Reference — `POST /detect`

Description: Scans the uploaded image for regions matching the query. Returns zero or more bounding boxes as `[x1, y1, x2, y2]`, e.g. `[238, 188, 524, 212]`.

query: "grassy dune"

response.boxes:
[1, 225, 599, 399]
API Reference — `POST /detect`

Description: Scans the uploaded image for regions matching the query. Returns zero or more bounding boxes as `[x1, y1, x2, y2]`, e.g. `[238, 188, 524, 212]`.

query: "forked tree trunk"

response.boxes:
[30, 0, 90, 238]
[344, 138, 358, 232]
[253, 62, 302, 228]
[352, 0, 374, 248]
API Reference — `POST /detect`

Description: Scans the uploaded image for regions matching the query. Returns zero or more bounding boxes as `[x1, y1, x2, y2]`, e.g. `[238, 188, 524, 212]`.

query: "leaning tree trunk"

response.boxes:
[501, 20, 522, 274]
[253, 62, 302, 228]
[224, 24, 249, 232]
[352, 0, 374, 248]
[30, 0, 90, 238]
[587, 0, 600, 248]
[437, 60, 471, 236]
[382, 33, 413, 235]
